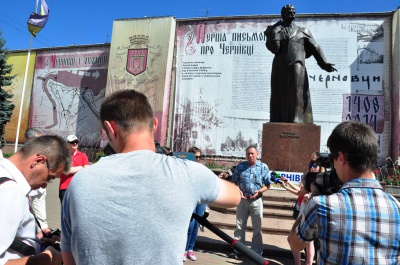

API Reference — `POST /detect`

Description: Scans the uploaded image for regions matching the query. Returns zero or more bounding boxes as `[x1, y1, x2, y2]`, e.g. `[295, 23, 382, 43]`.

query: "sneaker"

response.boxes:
[187, 251, 197, 261]
[183, 252, 187, 262]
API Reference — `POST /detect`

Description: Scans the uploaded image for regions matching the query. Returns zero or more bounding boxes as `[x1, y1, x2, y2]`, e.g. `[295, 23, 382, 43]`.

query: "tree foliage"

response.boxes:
[0, 31, 15, 149]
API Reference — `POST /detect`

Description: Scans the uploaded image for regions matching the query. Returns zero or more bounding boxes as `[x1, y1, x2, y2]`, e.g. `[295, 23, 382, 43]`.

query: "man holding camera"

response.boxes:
[0, 135, 71, 265]
[289, 121, 400, 264]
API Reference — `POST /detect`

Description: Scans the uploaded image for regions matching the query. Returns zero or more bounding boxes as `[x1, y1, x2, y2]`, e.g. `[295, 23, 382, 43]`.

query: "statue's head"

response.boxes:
[281, 4, 296, 23]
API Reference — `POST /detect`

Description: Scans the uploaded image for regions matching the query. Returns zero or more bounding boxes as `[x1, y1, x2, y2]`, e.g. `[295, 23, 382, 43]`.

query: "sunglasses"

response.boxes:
[308, 164, 318, 169]
[68, 141, 79, 145]
[195, 156, 201, 160]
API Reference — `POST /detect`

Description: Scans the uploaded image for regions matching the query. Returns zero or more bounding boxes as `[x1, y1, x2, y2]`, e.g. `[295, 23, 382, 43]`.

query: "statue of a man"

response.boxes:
[265, 4, 336, 123]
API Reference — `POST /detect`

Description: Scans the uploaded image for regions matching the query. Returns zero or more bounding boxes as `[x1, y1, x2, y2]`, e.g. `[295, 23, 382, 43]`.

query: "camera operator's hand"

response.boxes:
[37, 228, 52, 239]
[302, 192, 312, 204]
[42, 246, 63, 265]
[41, 236, 60, 247]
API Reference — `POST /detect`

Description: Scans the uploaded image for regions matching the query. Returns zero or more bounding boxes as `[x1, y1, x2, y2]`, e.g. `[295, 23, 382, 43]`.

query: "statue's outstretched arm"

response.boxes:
[305, 35, 337, 72]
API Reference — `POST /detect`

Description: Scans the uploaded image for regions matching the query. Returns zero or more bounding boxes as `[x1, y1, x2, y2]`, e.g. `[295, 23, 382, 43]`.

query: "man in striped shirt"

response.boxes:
[289, 121, 400, 264]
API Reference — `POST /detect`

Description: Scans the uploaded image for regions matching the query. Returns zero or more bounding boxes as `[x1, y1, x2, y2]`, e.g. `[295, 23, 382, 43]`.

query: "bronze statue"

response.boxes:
[265, 4, 336, 123]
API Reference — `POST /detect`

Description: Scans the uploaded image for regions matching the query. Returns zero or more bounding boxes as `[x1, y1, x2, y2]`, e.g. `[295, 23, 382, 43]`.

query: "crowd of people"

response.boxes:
[0, 88, 399, 265]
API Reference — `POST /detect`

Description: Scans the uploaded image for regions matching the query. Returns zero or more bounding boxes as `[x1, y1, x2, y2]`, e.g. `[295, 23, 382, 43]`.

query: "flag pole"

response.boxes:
[14, 37, 33, 153]
[14, 0, 39, 153]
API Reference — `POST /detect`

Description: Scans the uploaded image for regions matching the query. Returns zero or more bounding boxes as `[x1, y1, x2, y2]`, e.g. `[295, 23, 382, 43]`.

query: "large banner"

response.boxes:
[29, 46, 109, 147]
[106, 17, 176, 144]
[174, 15, 391, 163]
[5, 52, 36, 143]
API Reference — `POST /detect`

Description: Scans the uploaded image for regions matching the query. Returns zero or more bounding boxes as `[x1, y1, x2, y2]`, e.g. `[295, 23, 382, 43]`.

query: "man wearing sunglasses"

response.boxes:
[0, 135, 71, 265]
[289, 121, 400, 264]
[58, 135, 90, 204]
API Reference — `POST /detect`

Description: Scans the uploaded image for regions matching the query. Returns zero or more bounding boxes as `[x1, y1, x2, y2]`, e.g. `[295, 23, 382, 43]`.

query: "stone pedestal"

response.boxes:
[261, 123, 321, 172]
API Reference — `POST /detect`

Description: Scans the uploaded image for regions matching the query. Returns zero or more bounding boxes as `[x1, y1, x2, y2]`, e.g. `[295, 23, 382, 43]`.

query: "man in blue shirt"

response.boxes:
[230, 145, 270, 257]
[289, 121, 400, 264]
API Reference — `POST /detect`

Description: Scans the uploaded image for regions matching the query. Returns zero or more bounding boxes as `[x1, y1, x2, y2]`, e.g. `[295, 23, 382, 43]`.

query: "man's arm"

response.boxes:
[288, 217, 308, 251]
[5, 247, 62, 265]
[209, 178, 241, 208]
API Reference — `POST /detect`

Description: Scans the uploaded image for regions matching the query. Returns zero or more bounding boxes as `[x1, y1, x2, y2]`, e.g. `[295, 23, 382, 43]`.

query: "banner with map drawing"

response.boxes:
[29, 45, 109, 147]
[4, 51, 36, 143]
[174, 15, 391, 164]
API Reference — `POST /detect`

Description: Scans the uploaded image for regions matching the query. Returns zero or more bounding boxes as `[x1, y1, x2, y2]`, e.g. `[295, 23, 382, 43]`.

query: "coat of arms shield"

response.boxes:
[126, 49, 148, 76]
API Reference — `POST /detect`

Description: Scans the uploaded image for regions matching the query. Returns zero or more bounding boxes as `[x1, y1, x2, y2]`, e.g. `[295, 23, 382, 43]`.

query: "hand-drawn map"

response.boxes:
[30, 46, 109, 146]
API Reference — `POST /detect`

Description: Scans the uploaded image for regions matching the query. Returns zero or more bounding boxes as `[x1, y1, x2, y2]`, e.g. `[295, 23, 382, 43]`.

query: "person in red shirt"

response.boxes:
[59, 135, 90, 203]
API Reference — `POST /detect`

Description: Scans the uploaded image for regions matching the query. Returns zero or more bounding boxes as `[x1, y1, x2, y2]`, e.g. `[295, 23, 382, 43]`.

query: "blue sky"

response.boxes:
[1, 0, 399, 51]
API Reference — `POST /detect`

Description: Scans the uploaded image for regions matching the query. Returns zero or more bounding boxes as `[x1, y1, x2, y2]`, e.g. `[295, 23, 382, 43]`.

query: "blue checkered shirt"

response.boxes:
[296, 178, 400, 264]
[231, 160, 270, 198]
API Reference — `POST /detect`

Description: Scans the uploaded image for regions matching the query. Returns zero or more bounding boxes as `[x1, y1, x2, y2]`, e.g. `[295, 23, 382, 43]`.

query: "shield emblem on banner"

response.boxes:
[126, 49, 148, 76]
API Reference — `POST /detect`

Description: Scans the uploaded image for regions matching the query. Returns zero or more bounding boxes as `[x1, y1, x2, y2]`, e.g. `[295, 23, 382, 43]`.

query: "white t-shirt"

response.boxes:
[0, 158, 40, 264]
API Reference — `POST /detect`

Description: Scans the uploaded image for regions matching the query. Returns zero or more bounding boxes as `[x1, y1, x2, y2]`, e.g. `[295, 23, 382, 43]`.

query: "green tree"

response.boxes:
[0, 31, 15, 149]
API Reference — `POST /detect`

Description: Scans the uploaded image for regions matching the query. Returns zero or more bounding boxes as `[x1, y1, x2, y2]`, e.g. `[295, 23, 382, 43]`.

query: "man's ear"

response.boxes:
[32, 154, 46, 168]
[152, 117, 158, 134]
[337, 151, 346, 164]
[103, 121, 117, 139]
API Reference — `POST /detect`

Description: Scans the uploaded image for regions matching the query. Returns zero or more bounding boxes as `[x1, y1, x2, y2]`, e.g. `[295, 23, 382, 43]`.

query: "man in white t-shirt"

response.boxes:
[0, 135, 71, 265]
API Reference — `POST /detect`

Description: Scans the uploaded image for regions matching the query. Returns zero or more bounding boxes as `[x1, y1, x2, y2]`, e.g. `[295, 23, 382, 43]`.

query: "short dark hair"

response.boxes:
[18, 135, 71, 173]
[188, 147, 201, 154]
[245, 145, 258, 153]
[24, 128, 42, 141]
[100, 90, 154, 134]
[327, 121, 378, 172]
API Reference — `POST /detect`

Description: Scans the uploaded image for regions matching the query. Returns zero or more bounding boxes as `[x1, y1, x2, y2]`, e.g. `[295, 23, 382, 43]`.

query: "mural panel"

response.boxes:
[30, 46, 109, 147]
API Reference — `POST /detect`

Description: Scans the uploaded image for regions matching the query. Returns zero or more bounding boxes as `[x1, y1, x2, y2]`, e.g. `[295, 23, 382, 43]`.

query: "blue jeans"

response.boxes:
[185, 204, 206, 251]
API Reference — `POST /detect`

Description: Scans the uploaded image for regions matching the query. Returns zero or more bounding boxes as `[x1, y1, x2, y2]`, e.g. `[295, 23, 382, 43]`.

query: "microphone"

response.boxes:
[270, 171, 282, 184]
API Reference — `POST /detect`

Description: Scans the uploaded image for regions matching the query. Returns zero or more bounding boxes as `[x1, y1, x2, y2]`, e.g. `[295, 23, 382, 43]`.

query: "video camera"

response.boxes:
[42, 228, 61, 252]
[303, 153, 342, 195]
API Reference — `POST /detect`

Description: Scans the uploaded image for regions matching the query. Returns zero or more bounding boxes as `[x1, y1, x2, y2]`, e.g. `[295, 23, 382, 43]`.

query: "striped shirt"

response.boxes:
[296, 178, 400, 265]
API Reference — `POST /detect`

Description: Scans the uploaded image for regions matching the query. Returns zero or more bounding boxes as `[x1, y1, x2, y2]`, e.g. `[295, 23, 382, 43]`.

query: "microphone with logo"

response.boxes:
[270, 171, 283, 184]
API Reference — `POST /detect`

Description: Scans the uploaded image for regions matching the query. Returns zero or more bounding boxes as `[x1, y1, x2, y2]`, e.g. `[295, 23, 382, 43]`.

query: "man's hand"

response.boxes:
[43, 246, 63, 265]
[302, 192, 312, 204]
[37, 228, 52, 239]
[249, 190, 263, 200]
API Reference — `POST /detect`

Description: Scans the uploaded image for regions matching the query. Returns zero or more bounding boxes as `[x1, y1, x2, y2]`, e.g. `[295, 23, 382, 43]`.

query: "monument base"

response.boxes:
[261, 123, 321, 173]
